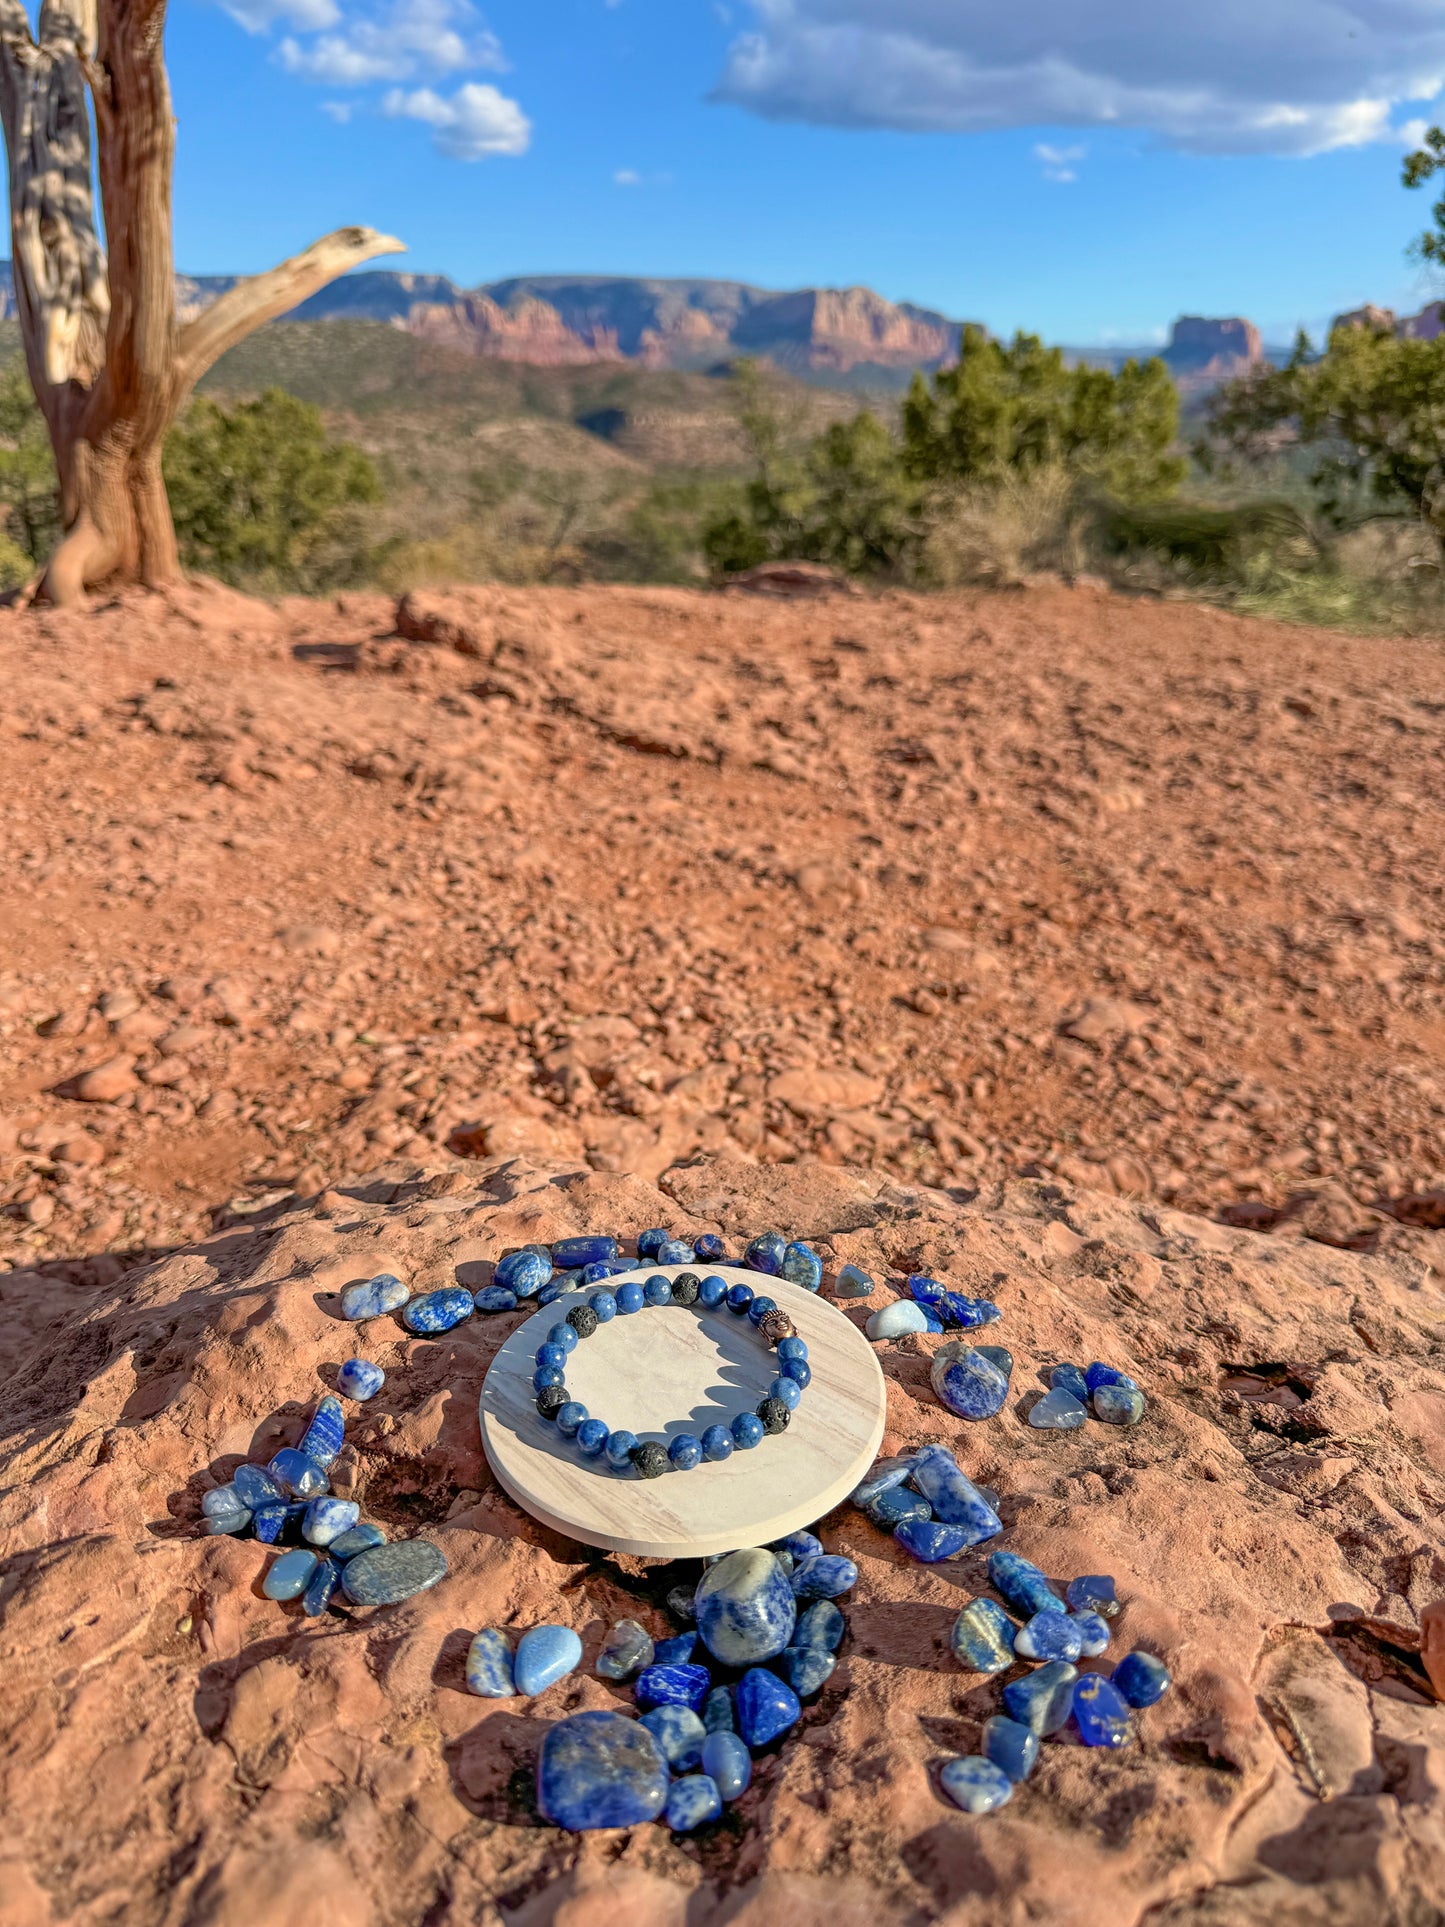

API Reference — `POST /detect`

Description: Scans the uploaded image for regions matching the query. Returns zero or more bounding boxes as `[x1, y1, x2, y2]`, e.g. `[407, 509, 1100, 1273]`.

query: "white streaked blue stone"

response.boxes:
[337, 1358, 384, 1401]
[340, 1538, 447, 1605]
[201, 1483, 246, 1520]
[795, 1600, 844, 1650]
[1113, 1651, 1171, 1707]
[473, 1286, 519, 1313]
[950, 1598, 1017, 1673]
[791, 1554, 856, 1599]
[1094, 1384, 1147, 1425]
[777, 1530, 822, 1562]
[251, 1501, 300, 1543]
[781, 1242, 823, 1291]
[909, 1448, 1002, 1542]
[864, 1485, 931, 1529]
[263, 1547, 319, 1601]
[1014, 1610, 1084, 1662]
[939, 1291, 1001, 1329]
[779, 1644, 835, 1695]
[1002, 1660, 1078, 1734]
[635, 1662, 711, 1713]
[298, 1396, 344, 1468]
[982, 1716, 1039, 1783]
[550, 1235, 619, 1268]
[302, 1496, 359, 1546]
[596, 1618, 654, 1680]
[987, 1550, 1064, 1618]
[302, 1557, 341, 1617]
[701, 1729, 750, 1799]
[266, 1447, 328, 1499]
[495, 1249, 551, 1297]
[514, 1624, 583, 1696]
[1028, 1387, 1088, 1429]
[401, 1287, 473, 1334]
[466, 1628, 514, 1697]
[653, 1632, 697, 1666]
[340, 1272, 409, 1321]
[834, 1263, 875, 1298]
[931, 1346, 1011, 1420]
[895, 1518, 969, 1562]
[695, 1549, 796, 1663]
[852, 1455, 920, 1506]
[666, 1773, 722, 1832]
[940, 1756, 1013, 1814]
[1050, 1362, 1090, 1403]
[537, 1711, 668, 1831]
[744, 1230, 786, 1274]
[1074, 1673, 1133, 1746]
[908, 1273, 945, 1304]
[536, 1277, 567, 1306]
[1067, 1573, 1119, 1616]
[865, 1299, 930, 1340]
[735, 1666, 800, 1746]
[637, 1227, 670, 1258]
[1071, 1611, 1112, 1657]
[232, 1462, 283, 1508]
[657, 1239, 694, 1264]
[640, 1704, 705, 1769]
[329, 1522, 386, 1560]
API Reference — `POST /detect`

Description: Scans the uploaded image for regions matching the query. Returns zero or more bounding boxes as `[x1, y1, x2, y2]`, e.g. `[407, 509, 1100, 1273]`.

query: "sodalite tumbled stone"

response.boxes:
[939, 1291, 1001, 1329]
[267, 1447, 329, 1500]
[263, 1547, 319, 1600]
[865, 1486, 929, 1534]
[466, 1628, 514, 1697]
[329, 1522, 386, 1560]
[983, 1715, 1039, 1783]
[791, 1554, 857, 1600]
[951, 1598, 1018, 1673]
[1014, 1609, 1084, 1662]
[537, 1711, 669, 1832]
[695, 1549, 797, 1665]
[895, 1518, 969, 1562]
[987, 1550, 1063, 1618]
[656, 1240, 694, 1265]
[472, 1286, 519, 1314]
[233, 1463, 283, 1508]
[340, 1273, 409, 1321]
[495, 1249, 551, 1297]
[1086, 1361, 1139, 1395]
[550, 1236, 618, 1269]
[337, 1358, 384, 1401]
[852, 1455, 920, 1506]
[865, 1299, 930, 1340]
[302, 1496, 359, 1546]
[779, 1645, 835, 1696]
[1050, 1362, 1090, 1404]
[1113, 1650, 1171, 1707]
[834, 1263, 874, 1298]
[701, 1730, 751, 1800]
[735, 1667, 801, 1746]
[635, 1663, 712, 1713]
[251, 1502, 292, 1543]
[1071, 1611, 1112, 1658]
[596, 1618, 654, 1680]
[910, 1447, 1002, 1543]
[693, 1232, 726, 1261]
[340, 1538, 447, 1605]
[653, 1633, 696, 1666]
[931, 1346, 1011, 1421]
[298, 1396, 345, 1468]
[796, 1600, 844, 1651]
[1002, 1660, 1078, 1735]
[640, 1704, 705, 1769]
[514, 1625, 583, 1696]
[666, 1773, 722, 1832]
[781, 1241, 823, 1291]
[1028, 1387, 1088, 1430]
[940, 1756, 1013, 1814]
[1073, 1673, 1133, 1746]
[402, 1287, 474, 1335]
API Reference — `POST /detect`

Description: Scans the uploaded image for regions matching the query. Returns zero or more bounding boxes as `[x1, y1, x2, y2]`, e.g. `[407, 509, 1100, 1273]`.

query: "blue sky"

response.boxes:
[171, 0, 1445, 346]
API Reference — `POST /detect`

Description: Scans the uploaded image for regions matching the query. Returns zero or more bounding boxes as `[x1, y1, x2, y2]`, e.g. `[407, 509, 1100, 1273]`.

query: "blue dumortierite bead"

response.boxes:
[641, 1705, 706, 1769]
[532, 1369, 564, 1395]
[939, 1756, 1013, 1814]
[982, 1715, 1039, 1783]
[551, 1236, 619, 1269]
[669, 1433, 703, 1470]
[777, 1530, 822, 1562]
[547, 1322, 578, 1353]
[725, 1282, 754, 1314]
[587, 1289, 617, 1322]
[657, 1240, 694, 1264]
[731, 1413, 764, 1449]
[693, 1233, 726, 1262]
[701, 1424, 733, 1461]
[605, 1429, 640, 1469]
[1002, 1660, 1078, 1735]
[777, 1337, 808, 1364]
[556, 1402, 588, 1437]
[303, 1496, 359, 1546]
[576, 1419, 609, 1458]
[781, 1242, 823, 1291]
[767, 1375, 802, 1412]
[1071, 1611, 1112, 1657]
[337, 1358, 384, 1401]
[987, 1550, 1063, 1618]
[643, 1276, 672, 1308]
[329, 1522, 386, 1560]
[340, 1272, 409, 1321]
[298, 1396, 345, 1468]
[638, 1227, 671, 1258]
[1086, 1361, 1139, 1395]
[514, 1624, 583, 1696]
[466, 1628, 515, 1697]
[940, 1291, 1001, 1329]
[340, 1538, 447, 1605]
[791, 1554, 856, 1599]
[535, 1343, 568, 1374]
[1050, 1362, 1090, 1404]
[1113, 1651, 1171, 1707]
[703, 1686, 734, 1734]
[635, 1662, 711, 1713]
[1067, 1574, 1119, 1616]
[735, 1667, 801, 1747]
[473, 1286, 519, 1313]
[796, 1600, 844, 1651]
[597, 1619, 655, 1680]
[666, 1773, 722, 1832]
[909, 1448, 1002, 1543]
[495, 1249, 551, 1297]
[894, 1519, 969, 1562]
[1073, 1674, 1133, 1747]
[302, 1557, 342, 1617]
[654, 1632, 696, 1666]
[835, 1263, 874, 1298]
[697, 1273, 728, 1308]
[950, 1598, 1018, 1673]
[780, 1357, 811, 1388]
[263, 1547, 319, 1601]
[852, 1455, 919, 1506]
[864, 1485, 931, 1530]
[267, 1447, 329, 1500]
[402, 1287, 473, 1335]
[701, 1730, 750, 1799]
[232, 1462, 283, 1508]
[537, 1711, 669, 1832]
[908, 1273, 945, 1305]
[746, 1294, 777, 1326]
[744, 1231, 786, 1275]
[1015, 1610, 1084, 1662]
[695, 1549, 797, 1663]
[931, 1347, 1011, 1421]
[1028, 1388, 1088, 1430]
[1094, 1385, 1147, 1425]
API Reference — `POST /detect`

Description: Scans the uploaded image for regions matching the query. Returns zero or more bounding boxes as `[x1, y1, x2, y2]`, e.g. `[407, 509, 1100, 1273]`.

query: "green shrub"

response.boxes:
[0, 365, 60, 585]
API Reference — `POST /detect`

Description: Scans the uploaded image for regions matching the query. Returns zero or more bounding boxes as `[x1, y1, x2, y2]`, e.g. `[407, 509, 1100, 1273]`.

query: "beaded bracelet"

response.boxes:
[531, 1270, 811, 1478]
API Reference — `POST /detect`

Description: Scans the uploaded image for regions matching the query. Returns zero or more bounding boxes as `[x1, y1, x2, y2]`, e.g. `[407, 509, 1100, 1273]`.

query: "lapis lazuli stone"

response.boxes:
[940, 1756, 1013, 1814]
[537, 1711, 669, 1832]
[732, 1413, 764, 1450]
[340, 1273, 409, 1321]
[653, 1632, 697, 1666]
[297, 1395, 344, 1469]
[537, 1279, 566, 1306]
[701, 1424, 733, 1461]
[835, 1263, 875, 1298]
[263, 1547, 319, 1601]
[767, 1375, 802, 1412]
[1074, 1673, 1133, 1746]
[1113, 1650, 1171, 1707]
[232, 1463, 283, 1508]
[703, 1685, 733, 1733]
[337, 1358, 384, 1401]
[640, 1704, 706, 1769]
[909, 1448, 1002, 1543]
[466, 1628, 514, 1697]
[865, 1485, 931, 1530]
[1094, 1385, 1147, 1426]
[605, 1430, 639, 1469]
[1028, 1388, 1088, 1430]
[1086, 1361, 1140, 1395]
[865, 1300, 930, 1340]
[616, 1279, 646, 1314]
[895, 1518, 969, 1563]
[701, 1730, 750, 1799]
[581, 1260, 621, 1285]
[666, 1773, 722, 1832]
[597, 1619, 655, 1680]
[643, 1276, 672, 1308]
[693, 1233, 727, 1262]
[340, 1538, 447, 1605]
[329, 1522, 386, 1560]
[635, 1662, 711, 1713]
[402, 1287, 473, 1335]
[795, 1600, 844, 1651]
[931, 1347, 1011, 1421]
[908, 1274, 945, 1304]
[1067, 1574, 1119, 1617]
[697, 1273, 728, 1308]
[1015, 1610, 1084, 1662]
[852, 1455, 920, 1506]
[669, 1433, 703, 1470]
[575, 1419, 609, 1457]
[982, 1714, 1039, 1783]
[514, 1624, 583, 1696]
[657, 1240, 694, 1265]
[1002, 1660, 1079, 1735]
[950, 1598, 1018, 1673]
[551, 1236, 619, 1269]
[302, 1557, 341, 1617]
[587, 1289, 617, 1322]
[251, 1502, 290, 1543]
[735, 1666, 801, 1747]
[695, 1549, 797, 1664]
[781, 1242, 823, 1291]
[939, 1292, 1001, 1329]
[792, 1554, 856, 1599]
[1050, 1362, 1090, 1404]
[1071, 1611, 1112, 1658]
[745, 1231, 786, 1275]
[303, 1496, 359, 1546]
[777, 1530, 822, 1562]
[267, 1448, 328, 1500]
[495, 1249, 551, 1297]
[987, 1550, 1063, 1618]
[637, 1227, 671, 1258]
[473, 1286, 519, 1314]
[780, 1644, 835, 1696]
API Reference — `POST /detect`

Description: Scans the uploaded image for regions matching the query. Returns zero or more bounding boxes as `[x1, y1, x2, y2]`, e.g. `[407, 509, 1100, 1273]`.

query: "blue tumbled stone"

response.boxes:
[657, 1239, 694, 1264]
[777, 1530, 822, 1562]
[795, 1600, 844, 1651]
[701, 1729, 750, 1799]
[537, 1711, 669, 1832]
[852, 1455, 920, 1506]
[473, 1286, 519, 1313]
[251, 1502, 291, 1544]
[1014, 1609, 1084, 1662]
[693, 1233, 726, 1261]
[232, 1462, 283, 1508]
[792, 1554, 856, 1599]
[950, 1598, 1018, 1673]
[666, 1773, 722, 1832]
[587, 1289, 617, 1322]
[668, 1432, 703, 1470]
[514, 1624, 583, 1696]
[466, 1628, 515, 1697]
[1071, 1611, 1112, 1657]
[1094, 1384, 1147, 1426]
[202, 1483, 246, 1520]
[340, 1272, 409, 1321]
[1074, 1673, 1133, 1746]
[864, 1299, 930, 1339]
[298, 1395, 345, 1469]
[987, 1550, 1064, 1618]
[302, 1557, 341, 1617]
[781, 1242, 823, 1291]
[744, 1231, 786, 1275]
[302, 1496, 359, 1546]
[605, 1429, 639, 1470]
[328, 1522, 386, 1560]
[597, 1619, 655, 1680]
[637, 1227, 671, 1258]
[1002, 1660, 1079, 1735]
[576, 1419, 609, 1457]
[922, 1309, 945, 1332]
[337, 1358, 384, 1401]
[908, 1273, 945, 1304]
[653, 1632, 697, 1666]
[703, 1685, 734, 1733]
[779, 1644, 835, 1695]
[1067, 1573, 1119, 1617]
[495, 1249, 551, 1297]
[203, 1503, 251, 1536]
[1086, 1361, 1140, 1395]
[263, 1547, 319, 1601]
[643, 1276, 672, 1307]
[931, 1347, 1011, 1421]
[697, 1273, 728, 1308]
[895, 1518, 969, 1563]
[551, 1236, 619, 1269]
[402, 1287, 473, 1335]
[1050, 1362, 1090, 1403]
[939, 1291, 1001, 1329]
[701, 1423, 733, 1461]
[556, 1401, 588, 1437]
[1028, 1388, 1088, 1429]
[538, 1276, 572, 1306]
[340, 1538, 447, 1606]
[635, 1662, 711, 1714]
[835, 1263, 875, 1298]
[909, 1447, 1002, 1543]
[940, 1756, 1013, 1814]
[1113, 1650, 1171, 1707]
[266, 1447, 329, 1500]
[975, 1344, 1013, 1376]
[982, 1715, 1039, 1783]
[864, 1485, 931, 1529]
[640, 1704, 706, 1770]
[695, 1548, 797, 1664]
[732, 1412, 764, 1449]
[735, 1666, 800, 1747]
[614, 1279, 644, 1313]
[580, 1260, 616, 1285]
[726, 1282, 754, 1314]
[767, 1375, 802, 1412]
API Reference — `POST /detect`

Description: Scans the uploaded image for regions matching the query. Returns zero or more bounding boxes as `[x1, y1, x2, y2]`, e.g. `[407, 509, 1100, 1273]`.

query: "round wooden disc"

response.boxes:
[479, 1265, 887, 1559]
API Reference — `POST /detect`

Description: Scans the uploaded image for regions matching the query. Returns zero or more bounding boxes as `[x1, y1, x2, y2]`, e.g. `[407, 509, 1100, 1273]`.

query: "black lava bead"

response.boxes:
[670, 1271, 701, 1306]
[536, 1385, 569, 1420]
[566, 1305, 599, 1338]
[631, 1441, 670, 1479]
[757, 1397, 791, 1435]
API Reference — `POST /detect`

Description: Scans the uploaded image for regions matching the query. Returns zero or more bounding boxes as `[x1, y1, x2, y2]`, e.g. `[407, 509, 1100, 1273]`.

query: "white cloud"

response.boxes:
[614, 167, 641, 184]
[223, 0, 339, 31]
[1034, 140, 1083, 181]
[383, 81, 532, 159]
[715, 1, 1445, 156]
[275, 0, 504, 83]
[320, 100, 354, 121]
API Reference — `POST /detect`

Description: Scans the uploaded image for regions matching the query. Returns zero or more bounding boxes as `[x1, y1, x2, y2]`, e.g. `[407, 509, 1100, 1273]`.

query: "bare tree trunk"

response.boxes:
[0, 0, 402, 605]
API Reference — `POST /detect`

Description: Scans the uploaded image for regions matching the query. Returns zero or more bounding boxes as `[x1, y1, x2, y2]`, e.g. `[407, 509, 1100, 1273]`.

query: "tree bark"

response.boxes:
[0, 0, 403, 605]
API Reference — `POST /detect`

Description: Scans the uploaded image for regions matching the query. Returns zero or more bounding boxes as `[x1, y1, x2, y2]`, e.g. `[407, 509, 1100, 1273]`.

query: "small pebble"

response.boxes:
[495, 1249, 551, 1296]
[895, 1518, 969, 1562]
[473, 1286, 519, 1314]
[266, 1448, 328, 1500]
[634, 1662, 711, 1713]
[939, 1292, 1001, 1329]
[302, 1496, 359, 1546]
[795, 1600, 844, 1651]
[337, 1358, 384, 1401]
[1002, 1660, 1078, 1735]
[791, 1554, 857, 1599]
[1050, 1362, 1090, 1403]
[1113, 1651, 1171, 1708]
[987, 1549, 1063, 1618]
[931, 1346, 1011, 1420]
[466, 1629, 515, 1697]
[401, 1287, 474, 1335]
[640, 1705, 706, 1769]
[1066, 1574, 1119, 1617]
[551, 1236, 619, 1269]
[201, 1483, 246, 1520]
[950, 1598, 1018, 1673]
[666, 1773, 722, 1832]
[735, 1666, 801, 1746]
[1073, 1673, 1133, 1746]
[865, 1299, 930, 1340]
[328, 1522, 386, 1560]
[693, 1233, 726, 1261]
[701, 1730, 751, 1799]
[777, 1529, 823, 1563]
[637, 1228, 670, 1258]
[940, 1757, 1013, 1815]
[1086, 1362, 1140, 1395]
[909, 1447, 1001, 1543]
[232, 1463, 283, 1508]
[596, 1618, 654, 1680]
[340, 1272, 408, 1320]
[1028, 1387, 1089, 1429]
[514, 1625, 583, 1697]
[907, 1273, 945, 1304]
[1071, 1611, 1113, 1657]
[340, 1539, 447, 1606]
[297, 1396, 344, 1468]
[779, 1644, 835, 1695]
[834, 1263, 875, 1298]
[781, 1241, 823, 1291]
[703, 1685, 734, 1733]
[536, 1710, 668, 1831]
[302, 1557, 341, 1617]
[653, 1632, 697, 1666]
[744, 1231, 786, 1275]
[1093, 1384, 1147, 1426]
[864, 1486, 931, 1529]
[1014, 1610, 1084, 1662]
[852, 1455, 919, 1506]
[982, 1714, 1039, 1783]
[263, 1547, 319, 1601]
